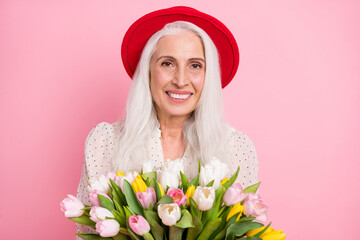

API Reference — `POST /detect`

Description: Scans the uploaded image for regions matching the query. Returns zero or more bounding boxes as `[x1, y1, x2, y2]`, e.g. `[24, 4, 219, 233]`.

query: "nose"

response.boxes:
[171, 65, 189, 88]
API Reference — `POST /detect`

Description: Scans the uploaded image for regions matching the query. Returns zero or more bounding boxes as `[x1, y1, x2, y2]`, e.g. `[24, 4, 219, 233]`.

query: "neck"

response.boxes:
[158, 114, 188, 139]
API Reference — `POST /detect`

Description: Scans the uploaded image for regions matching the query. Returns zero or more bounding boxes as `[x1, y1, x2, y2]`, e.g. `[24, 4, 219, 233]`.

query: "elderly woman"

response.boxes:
[76, 6, 258, 237]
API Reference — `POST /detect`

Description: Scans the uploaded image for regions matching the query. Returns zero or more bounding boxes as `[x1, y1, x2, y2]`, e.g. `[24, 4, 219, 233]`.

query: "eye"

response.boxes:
[191, 63, 202, 69]
[161, 61, 173, 67]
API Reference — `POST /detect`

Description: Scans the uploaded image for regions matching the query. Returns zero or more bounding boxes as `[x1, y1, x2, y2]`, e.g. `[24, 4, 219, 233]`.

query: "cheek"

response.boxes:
[151, 68, 171, 90]
[192, 74, 205, 93]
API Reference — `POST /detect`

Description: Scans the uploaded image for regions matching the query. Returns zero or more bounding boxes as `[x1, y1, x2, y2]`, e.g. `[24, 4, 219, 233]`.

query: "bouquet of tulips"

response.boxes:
[60, 160, 286, 240]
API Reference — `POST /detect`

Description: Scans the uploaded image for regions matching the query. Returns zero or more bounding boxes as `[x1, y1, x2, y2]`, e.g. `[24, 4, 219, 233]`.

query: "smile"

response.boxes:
[166, 91, 192, 100]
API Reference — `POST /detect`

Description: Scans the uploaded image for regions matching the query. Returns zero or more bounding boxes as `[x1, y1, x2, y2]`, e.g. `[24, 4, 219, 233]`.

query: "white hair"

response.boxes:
[113, 21, 231, 171]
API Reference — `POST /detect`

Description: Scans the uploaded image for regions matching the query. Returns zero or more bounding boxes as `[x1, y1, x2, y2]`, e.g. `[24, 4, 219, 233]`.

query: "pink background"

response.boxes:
[1, 0, 359, 239]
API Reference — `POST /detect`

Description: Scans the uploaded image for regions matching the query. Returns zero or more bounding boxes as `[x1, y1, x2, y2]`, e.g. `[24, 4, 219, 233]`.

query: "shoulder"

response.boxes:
[225, 124, 256, 149]
[84, 120, 124, 179]
[224, 124, 259, 188]
[85, 120, 124, 145]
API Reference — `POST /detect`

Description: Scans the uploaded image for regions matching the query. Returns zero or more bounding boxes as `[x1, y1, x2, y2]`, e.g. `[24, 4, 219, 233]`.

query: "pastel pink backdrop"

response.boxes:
[1, 0, 359, 239]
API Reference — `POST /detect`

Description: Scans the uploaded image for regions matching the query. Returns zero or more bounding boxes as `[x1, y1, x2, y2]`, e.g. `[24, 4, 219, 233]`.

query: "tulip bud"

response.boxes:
[167, 187, 187, 207]
[89, 189, 111, 206]
[132, 175, 148, 193]
[96, 219, 120, 237]
[243, 193, 268, 223]
[158, 203, 181, 226]
[159, 159, 184, 189]
[90, 206, 115, 222]
[129, 215, 151, 236]
[246, 226, 286, 240]
[192, 186, 215, 211]
[227, 202, 244, 221]
[88, 174, 112, 194]
[223, 182, 248, 206]
[60, 194, 85, 218]
[136, 187, 157, 209]
[185, 185, 195, 205]
[199, 157, 229, 189]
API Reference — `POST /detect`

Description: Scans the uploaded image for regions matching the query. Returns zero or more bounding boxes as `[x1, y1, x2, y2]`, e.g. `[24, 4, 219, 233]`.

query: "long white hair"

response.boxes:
[113, 21, 231, 171]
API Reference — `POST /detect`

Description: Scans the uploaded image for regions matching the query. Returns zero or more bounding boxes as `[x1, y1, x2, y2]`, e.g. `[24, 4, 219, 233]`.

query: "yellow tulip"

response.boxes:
[227, 202, 244, 221]
[221, 178, 228, 185]
[117, 171, 125, 176]
[185, 185, 195, 205]
[246, 226, 286, 240]
[157, 182, 165, 197]
[131, 175, 147, 193]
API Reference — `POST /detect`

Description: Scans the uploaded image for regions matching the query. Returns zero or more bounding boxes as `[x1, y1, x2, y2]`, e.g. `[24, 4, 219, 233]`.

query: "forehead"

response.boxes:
[154, 31, 205, 58]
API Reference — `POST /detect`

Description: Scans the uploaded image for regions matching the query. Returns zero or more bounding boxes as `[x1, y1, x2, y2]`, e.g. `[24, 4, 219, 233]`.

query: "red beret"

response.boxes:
[121, 6, 240, 88]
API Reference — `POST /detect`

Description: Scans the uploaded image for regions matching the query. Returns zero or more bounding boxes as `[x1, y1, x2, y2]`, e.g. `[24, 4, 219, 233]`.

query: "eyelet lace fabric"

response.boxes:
[75, 121, 259, 238]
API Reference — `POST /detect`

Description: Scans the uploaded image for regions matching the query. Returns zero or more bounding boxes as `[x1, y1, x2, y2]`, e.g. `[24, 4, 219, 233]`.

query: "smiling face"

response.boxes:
[150, 30, 206, 120]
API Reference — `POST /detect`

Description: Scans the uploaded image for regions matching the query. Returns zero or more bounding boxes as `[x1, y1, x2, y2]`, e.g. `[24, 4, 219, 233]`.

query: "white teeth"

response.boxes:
[167, 92, 191, 99]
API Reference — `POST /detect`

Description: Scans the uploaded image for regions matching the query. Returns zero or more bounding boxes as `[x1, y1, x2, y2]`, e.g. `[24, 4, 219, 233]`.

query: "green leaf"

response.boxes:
[180, 171, 189, 192]
[212, 212, 240, 240]
[185, 214, 202, 240]
[198, 158, 201, 173]
[189, 198, 200, 218]
[123, 180, 144, 216]
[208, 185, 226, 220]
[75, 233, 112, 240]
[113, 235, 131, 240]
[189, 174, 199, 187]
[244, 237, 262, 240]
[210, 208, 231, 239]
[206, 179, 215, 187]
[123, 206, 133, 218]
[154, 181, 163, 201]
[237, 216, 256, 223]
[142, 171, 157, 183]
[254, 222, 272, 237]
[144, 210, 164, 240]
[223, 167, 240, 190]
[98, 194, 115, 211]
[156, 194, 173, 205]
[225, 222, 264, 240]
[169, 225, 184, 240]
[69, 215, 96, 228]
[197, 218, 222, 240]
[243, 182, 261, 194]
[143, 232, 155, 240]
[174, 209, 194, 228]
[112, 210, 126, 226]
[110, 179, 126, 205]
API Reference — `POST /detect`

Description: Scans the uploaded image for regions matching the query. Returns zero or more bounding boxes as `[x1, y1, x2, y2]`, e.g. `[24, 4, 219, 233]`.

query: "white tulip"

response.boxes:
[142, 161, 153, 173]
[199, 157, 229, 189]
[159, 158, 184, 189]
[90, 206, 115, 222]
[89, 174, 111, 194]
[157, 203, 181, 226]
[192, 186, 215, 211]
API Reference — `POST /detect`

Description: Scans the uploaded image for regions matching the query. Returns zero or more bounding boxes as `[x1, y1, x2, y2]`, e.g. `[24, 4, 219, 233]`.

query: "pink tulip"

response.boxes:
[129, 215, 151, 236]
[89, 189, 111, 206]
[60, 194, 85, 218]
[136, 187, 156, 209]
[243, 193, 268, 223]
[223, 183, 248, 206]
[167, 187, 187, 207]
[96, 219, 120, 237]
[90, 206, 115, 222]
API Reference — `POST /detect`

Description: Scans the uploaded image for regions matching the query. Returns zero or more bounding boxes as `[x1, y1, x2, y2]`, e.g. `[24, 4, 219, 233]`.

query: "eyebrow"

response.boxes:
[156, 56, 205, 63]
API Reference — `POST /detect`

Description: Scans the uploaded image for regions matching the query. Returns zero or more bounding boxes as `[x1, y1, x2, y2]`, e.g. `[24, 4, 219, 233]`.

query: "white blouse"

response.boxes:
[76, 120, 259, 238]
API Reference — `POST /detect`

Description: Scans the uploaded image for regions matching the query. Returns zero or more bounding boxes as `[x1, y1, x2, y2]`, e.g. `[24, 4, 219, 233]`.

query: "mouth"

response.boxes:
[166, 91, 193, 100]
